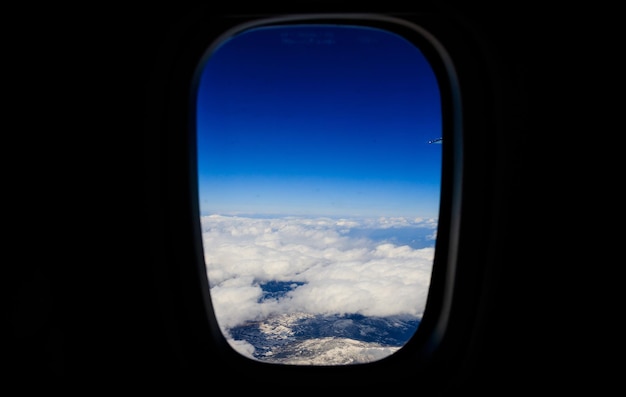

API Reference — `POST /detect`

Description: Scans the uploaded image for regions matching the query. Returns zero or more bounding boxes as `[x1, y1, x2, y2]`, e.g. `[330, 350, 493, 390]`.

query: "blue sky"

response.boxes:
[195, 24, 442, 218]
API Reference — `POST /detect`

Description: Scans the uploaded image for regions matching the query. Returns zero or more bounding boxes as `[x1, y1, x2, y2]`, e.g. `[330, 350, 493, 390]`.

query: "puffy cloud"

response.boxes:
[201, 215, 436, 330]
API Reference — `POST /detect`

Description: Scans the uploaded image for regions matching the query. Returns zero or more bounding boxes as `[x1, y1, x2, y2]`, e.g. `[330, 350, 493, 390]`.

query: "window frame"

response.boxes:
[145, 5, 506, 384]
[189, 13, 463, 367]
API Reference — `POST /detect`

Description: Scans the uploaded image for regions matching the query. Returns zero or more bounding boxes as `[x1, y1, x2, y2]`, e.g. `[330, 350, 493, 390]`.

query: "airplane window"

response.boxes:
[194, 21, 442, 365]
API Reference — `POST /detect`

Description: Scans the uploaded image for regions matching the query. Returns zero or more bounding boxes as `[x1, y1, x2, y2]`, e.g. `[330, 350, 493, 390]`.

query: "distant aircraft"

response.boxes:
[428, 137, 443, 144]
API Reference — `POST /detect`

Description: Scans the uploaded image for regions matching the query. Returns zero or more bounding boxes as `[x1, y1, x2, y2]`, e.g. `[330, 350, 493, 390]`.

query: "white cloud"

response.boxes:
[201, 215, 436, 331]
[228, 339, 256, 360]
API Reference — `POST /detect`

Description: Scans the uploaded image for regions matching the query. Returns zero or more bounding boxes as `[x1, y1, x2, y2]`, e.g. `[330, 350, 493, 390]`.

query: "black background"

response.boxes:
[8, 1, 615, 392]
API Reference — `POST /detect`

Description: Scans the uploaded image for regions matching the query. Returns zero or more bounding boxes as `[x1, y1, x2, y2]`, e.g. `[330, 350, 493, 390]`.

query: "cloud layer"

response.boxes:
[201, 215, 437, 333]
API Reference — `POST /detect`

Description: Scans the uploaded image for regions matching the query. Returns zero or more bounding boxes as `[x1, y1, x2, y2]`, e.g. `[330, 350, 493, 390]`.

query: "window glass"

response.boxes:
[195, 23, 442, 365]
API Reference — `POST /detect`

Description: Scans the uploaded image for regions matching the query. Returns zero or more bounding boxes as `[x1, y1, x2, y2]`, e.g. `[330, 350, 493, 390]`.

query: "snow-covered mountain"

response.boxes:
[227, 312, 420, 365]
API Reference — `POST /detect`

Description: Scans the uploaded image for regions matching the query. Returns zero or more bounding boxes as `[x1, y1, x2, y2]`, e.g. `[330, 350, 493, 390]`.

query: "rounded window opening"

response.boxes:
[194, 20, 443, 365]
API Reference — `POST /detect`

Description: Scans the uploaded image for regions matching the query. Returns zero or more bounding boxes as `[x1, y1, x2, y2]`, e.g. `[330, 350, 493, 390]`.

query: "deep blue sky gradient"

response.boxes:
[195, 24, 442, 217]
